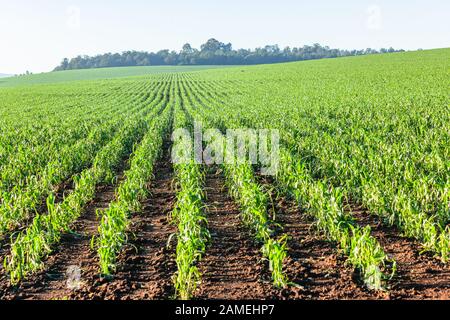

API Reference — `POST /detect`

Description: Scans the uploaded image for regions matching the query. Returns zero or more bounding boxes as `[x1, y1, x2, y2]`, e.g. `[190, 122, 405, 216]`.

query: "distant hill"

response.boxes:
[0, 73, 12, 78]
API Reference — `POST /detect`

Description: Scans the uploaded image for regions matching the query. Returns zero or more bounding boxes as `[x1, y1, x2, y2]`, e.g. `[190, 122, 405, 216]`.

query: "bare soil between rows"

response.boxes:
[0, 181, 118, 300]
[68, 144, 177, 300]
[195, 168, 278, 299]
[0, 145, 177, 300]
[351, 206, 450, 300]
[1, 159, 449, 300]
[76, 145, 178, 300]
[258, 175, 450, 300]
[257, 176, 384, 300]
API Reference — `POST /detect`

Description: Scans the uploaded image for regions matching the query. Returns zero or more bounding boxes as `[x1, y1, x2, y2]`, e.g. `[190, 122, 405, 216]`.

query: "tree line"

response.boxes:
[54, 38, 404, 71]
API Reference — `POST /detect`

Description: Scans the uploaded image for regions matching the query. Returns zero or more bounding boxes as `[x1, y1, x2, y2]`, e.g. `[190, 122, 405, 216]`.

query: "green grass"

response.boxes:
[0, 65, 231, 87]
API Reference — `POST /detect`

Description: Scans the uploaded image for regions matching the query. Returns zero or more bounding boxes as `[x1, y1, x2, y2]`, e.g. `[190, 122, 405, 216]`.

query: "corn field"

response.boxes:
[0, 49, 448, 300]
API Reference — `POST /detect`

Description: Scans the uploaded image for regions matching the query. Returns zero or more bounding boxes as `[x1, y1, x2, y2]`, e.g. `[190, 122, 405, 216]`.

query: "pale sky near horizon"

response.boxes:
[0, 0, 449, 74]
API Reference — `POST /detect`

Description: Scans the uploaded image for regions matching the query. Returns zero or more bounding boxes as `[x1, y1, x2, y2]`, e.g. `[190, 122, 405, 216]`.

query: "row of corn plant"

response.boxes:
[0, 80, 153, 195]
[0, 81, 167, 237]
[276, 147, 396, 290]
[223, 162, 289, 288]
[179, 77, 289, 289]
[189, 56, 450, 262]
[171, 84, 210, 300]
[3, 79, 173, 284]
[94, 91, 173, 275]
[181, 75, 395, 290]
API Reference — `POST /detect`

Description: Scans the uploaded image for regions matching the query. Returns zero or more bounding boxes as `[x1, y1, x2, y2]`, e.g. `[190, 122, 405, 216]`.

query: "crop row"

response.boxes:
[179, 77, 290, 289]
[180, 74, 395, 289]
[4, 76, 174, 284]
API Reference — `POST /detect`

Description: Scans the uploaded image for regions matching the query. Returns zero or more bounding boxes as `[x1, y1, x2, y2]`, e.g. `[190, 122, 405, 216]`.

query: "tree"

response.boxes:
[53, 39, 404, 71]
[182, 43, 194, 54]
[201, 38, 222, 52]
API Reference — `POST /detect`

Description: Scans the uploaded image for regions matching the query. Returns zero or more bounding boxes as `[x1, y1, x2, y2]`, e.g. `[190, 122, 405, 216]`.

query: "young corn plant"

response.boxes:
[223, 161, 289, 289]
[171, 163, 210, 300]
[171, 96, 210, 300]
[95, 102, 172, 275]
[0, 80, 166, 238]
[5, 112, 151, 284]
[276, 148, 396, 290]
[180, 81, 290, 289]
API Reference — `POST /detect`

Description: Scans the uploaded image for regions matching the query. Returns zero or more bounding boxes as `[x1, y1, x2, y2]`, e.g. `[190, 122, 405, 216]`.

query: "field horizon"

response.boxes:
[0, 65, 234, 88]
[1, 47, 447, 89]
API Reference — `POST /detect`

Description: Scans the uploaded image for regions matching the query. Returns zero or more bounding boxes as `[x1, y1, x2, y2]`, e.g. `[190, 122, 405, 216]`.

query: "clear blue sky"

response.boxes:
[1, 0, 449, 74]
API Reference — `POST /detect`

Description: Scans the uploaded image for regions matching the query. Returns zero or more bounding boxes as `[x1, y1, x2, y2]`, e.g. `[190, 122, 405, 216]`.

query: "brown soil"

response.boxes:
[269, 196, 385, 299]
[259, 175, 449, 300]
[255, 175, 385, 300]
[69, 144, 177, 300]
[0, 144, 177, 300]
[195, 168, 277, 300]
[0, 182, 118, 300]
[351, 206, 450, 300]
[1, 159, 448, 300]
[0, 177, 82, 298]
